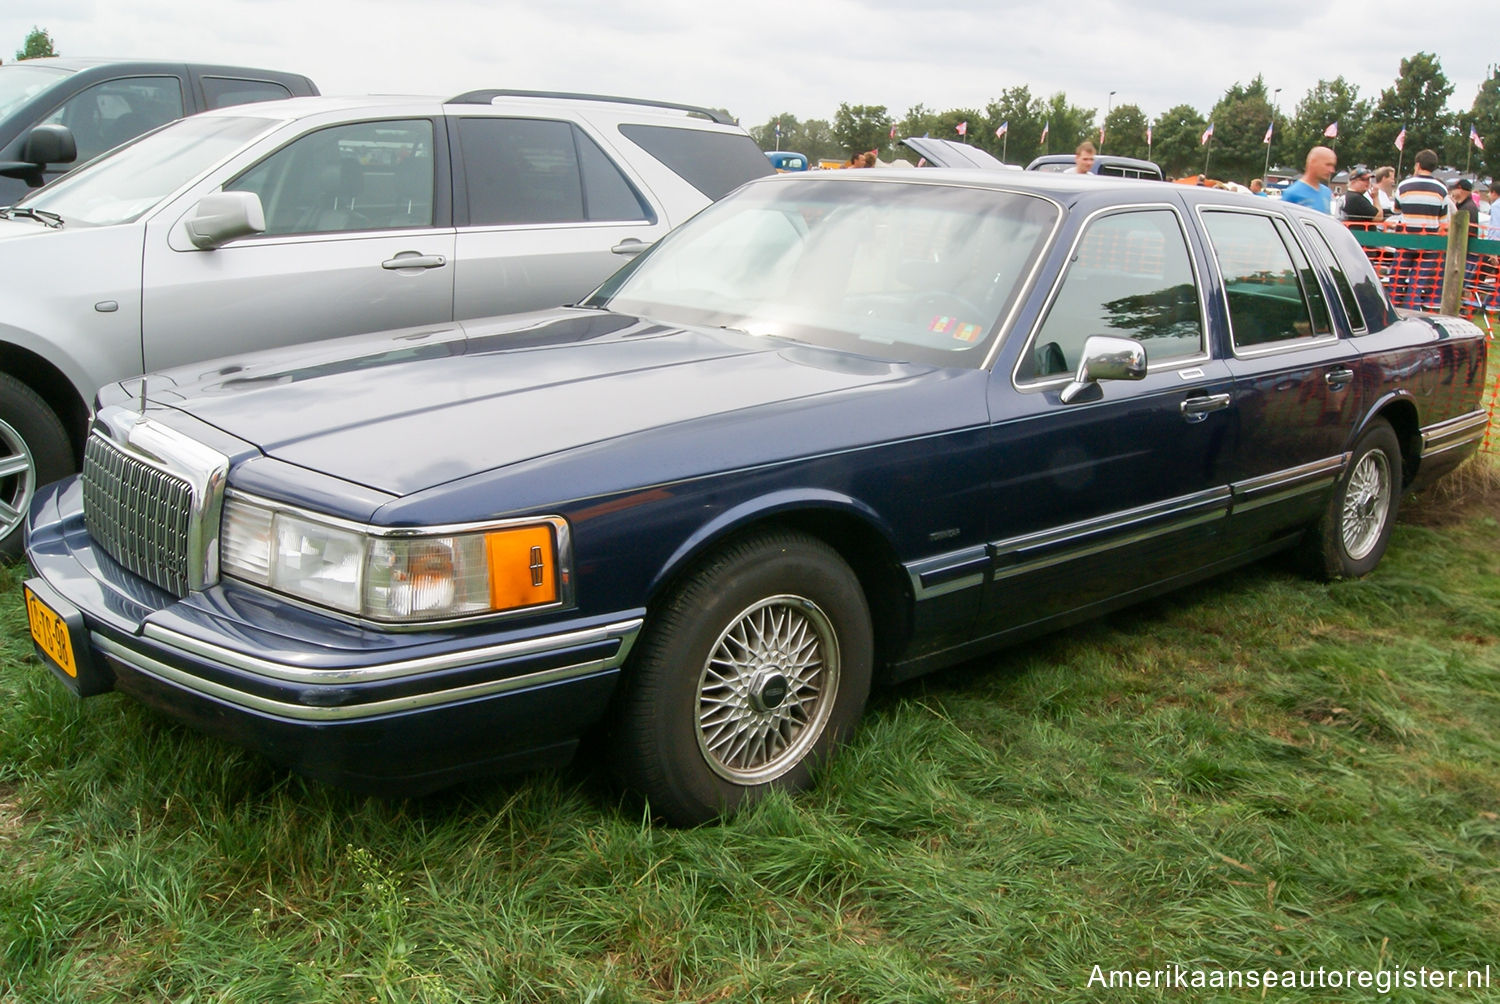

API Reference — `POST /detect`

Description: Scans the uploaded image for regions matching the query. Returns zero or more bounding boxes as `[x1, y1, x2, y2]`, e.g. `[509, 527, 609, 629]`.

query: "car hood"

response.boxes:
[136, 308, 948, 497]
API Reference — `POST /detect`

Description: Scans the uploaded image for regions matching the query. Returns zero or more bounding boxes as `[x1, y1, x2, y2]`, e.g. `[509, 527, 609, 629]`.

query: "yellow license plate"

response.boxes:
[24, 585, 77, 679]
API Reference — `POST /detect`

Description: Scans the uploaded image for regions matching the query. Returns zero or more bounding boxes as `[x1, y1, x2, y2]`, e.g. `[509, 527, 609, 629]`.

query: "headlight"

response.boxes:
[221, 496, 566, 623]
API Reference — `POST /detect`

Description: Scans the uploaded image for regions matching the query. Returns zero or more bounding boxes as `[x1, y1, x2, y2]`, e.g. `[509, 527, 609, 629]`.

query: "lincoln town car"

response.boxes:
[23, 170, 1489, 824]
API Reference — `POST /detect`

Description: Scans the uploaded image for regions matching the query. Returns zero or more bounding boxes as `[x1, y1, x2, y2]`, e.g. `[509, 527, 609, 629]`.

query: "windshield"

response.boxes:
[19, 114, 277, 225]
[0, 64, 69, 121]
[593, 177, 1058, 367]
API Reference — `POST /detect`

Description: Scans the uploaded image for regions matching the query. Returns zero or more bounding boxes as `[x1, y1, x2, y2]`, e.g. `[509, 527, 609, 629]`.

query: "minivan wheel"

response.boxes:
[0, 373, 73, 558]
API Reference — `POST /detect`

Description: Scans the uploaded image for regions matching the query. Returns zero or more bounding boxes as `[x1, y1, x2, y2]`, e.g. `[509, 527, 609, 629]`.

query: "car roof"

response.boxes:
[4, 56, 305, 76]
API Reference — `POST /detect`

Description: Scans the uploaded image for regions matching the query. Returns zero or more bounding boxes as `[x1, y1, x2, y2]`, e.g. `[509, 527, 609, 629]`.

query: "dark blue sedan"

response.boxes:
[23, 170, 1489, 824]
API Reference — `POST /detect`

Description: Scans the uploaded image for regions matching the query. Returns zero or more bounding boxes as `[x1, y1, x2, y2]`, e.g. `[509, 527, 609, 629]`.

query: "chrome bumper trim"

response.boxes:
[1421, 410, 1490, 458]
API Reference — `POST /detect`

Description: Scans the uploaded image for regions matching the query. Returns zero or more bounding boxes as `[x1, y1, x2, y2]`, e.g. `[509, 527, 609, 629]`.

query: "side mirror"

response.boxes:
[184, 191, 266, 250]
[1059, 335, 1147, 404]
[0, 124, 78, 186]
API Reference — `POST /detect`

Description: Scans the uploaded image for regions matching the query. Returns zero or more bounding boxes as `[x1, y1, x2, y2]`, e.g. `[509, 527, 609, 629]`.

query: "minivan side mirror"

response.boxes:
[1059, 335, 1148, 404]
[184, 191, 267, 250]
[0, 124, 78, 186]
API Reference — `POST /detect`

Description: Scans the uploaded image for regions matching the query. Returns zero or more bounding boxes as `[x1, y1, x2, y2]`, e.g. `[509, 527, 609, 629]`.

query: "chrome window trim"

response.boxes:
[1011, 202, 1212, 391]
[1421, 410, 1490, 456]
[1229, 455, 1346, 514]
[1194, 205, 1345, 358]
[906, 545, 991, 600]
[222, 489, 575, 627]
[987, 486, 1230, 582]
[92, 405, 230, 591]
[100, 619, 640, 721]
[140, 617, 641, 685]
[1301, 221, 1368, 334]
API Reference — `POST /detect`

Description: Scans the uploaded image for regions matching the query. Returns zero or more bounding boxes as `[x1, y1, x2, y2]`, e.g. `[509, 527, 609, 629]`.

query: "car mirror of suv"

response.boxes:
[0, 124, 78, 186]
[184, 191, 267, 250]
[1060, 335, 1148, 404]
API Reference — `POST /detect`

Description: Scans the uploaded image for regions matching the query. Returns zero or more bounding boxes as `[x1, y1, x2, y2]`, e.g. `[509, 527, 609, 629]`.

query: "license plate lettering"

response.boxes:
[25, 586, 77, 679]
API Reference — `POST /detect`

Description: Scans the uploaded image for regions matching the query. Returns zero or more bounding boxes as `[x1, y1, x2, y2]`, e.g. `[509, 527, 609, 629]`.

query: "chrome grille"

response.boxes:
[82, 434, 194, 596]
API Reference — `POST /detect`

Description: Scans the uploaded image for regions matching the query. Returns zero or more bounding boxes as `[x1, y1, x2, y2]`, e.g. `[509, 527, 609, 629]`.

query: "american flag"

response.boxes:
[956, 121, 967, 137]
[1040, 121, 1049, 143]
[889, 123, 897, 139]
[995, 121, 1008, 138]
[1323, 122, 1338, 139]
[1263, 122, 1273, 144]
[1471, 125, 1485, 151]
[1201, 122, 1214, 145]
[1395, 126, 1406, 151]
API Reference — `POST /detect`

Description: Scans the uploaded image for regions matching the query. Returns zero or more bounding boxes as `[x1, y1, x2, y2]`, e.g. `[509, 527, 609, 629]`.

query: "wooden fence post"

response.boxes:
[1441, 211, 1470, 315]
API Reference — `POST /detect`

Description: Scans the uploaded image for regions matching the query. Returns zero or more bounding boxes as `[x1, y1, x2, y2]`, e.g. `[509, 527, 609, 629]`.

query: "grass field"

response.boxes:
[2, 478, 1498, 1002]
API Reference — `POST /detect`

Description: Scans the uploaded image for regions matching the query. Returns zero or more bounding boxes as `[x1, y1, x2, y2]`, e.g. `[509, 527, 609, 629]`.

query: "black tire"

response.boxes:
[0, 373, 74, 558]
[1303, 418, 1402, 581]
[611, 529, 873, 826]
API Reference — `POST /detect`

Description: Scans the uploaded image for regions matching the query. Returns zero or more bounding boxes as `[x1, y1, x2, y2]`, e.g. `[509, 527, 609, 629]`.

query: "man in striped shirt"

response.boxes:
[1395, 149, 1452, 230]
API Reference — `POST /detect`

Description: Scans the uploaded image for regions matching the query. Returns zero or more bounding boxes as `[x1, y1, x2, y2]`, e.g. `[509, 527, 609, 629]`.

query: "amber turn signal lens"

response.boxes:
[485, 525, 557, 611]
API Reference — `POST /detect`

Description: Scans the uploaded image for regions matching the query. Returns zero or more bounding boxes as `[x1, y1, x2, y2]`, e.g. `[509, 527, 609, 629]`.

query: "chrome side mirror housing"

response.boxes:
[184, 191, 266, 250]
[1059, 335, 1148, 404]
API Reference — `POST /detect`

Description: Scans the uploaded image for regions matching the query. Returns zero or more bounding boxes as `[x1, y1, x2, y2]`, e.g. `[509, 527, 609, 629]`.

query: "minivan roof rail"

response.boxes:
[446, 89, 736, 126]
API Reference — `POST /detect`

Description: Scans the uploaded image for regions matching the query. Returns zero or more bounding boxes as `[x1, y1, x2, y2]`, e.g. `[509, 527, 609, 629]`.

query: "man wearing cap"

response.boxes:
[1341, 169, 1382, 223]
[1450, 178, 1480, 218]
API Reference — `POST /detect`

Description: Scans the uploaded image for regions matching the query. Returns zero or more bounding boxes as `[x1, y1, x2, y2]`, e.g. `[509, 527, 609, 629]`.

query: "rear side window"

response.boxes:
[202, 77, 292, 109]
[458, 117, 651, 226]
[618, 124, 774, 199]
[1019, 208, 1203, 381]
[1301, 221, 1365, 331]
[1202, 211, 1331, 350]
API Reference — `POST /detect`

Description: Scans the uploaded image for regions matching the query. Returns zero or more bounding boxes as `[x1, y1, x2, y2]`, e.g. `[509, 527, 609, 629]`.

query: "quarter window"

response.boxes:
[43, 76, 184, 163]
[226, 119, 436, 234]
[1202, 211, 1329, 349]
[1302, 221, 1365, 331]
[202, 77, 293, 109]
[457, 118, 651, 226]
[1019, 209, 1203, 381]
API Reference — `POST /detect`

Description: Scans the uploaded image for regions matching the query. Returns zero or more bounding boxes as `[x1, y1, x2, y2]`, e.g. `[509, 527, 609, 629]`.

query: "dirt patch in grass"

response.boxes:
[0, 783, 25, 842]
[1402, 455, 1500, 527]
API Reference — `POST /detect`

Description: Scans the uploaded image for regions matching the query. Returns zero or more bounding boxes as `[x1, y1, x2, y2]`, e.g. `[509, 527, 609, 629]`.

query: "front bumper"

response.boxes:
[23, 477, 642, 794]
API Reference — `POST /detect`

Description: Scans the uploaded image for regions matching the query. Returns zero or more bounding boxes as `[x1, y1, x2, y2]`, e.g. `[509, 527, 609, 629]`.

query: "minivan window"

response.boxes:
[618, 124, 775, 199]
[203, 77, 293, 110]
[21, 114, 274, 226]
[0, 64, 68, 120]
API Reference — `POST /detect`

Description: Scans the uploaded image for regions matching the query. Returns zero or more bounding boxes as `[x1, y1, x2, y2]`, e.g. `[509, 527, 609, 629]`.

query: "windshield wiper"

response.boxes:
[0, 206, 63, 227]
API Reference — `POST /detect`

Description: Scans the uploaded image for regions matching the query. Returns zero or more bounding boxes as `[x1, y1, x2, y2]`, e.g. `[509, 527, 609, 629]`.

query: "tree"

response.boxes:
[16, 26, 56, 60]
[1367, 52, 1454, 170]
[1284, 77, 1370, 172]
[832, 103, 895, 161]
[1203, 77, 1276, 183]
[980, 85, 1045, 164]
[1101, 103, 1150, 161]
[1465, 67, 1500, 180]
[1038, 92, 1095, 158]
[1151, 104, 1208, 178]
[749, 113, 842, 162]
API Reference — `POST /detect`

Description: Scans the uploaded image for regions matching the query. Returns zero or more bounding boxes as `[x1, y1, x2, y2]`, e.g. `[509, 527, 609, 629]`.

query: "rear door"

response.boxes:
[448, 115, 671, 319]
[141, 116, 456, 371]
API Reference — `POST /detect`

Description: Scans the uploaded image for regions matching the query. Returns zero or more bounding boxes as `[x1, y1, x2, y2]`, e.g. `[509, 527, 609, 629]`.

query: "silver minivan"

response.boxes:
[0, 90, 773, 552]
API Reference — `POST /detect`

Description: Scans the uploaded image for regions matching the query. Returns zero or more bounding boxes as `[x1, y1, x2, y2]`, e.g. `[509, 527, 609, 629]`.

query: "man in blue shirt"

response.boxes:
[1281, 146, 1337, 213]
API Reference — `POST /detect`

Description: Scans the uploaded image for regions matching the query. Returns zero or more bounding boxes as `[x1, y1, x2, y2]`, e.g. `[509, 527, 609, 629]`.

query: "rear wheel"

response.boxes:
[1303, 418, 1401, 580]
[0, 373, 73, 558]
[612, 529, 873, 825]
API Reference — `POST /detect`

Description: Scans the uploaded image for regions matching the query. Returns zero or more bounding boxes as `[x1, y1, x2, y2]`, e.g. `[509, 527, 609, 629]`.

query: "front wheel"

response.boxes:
[611, 530, 873, 825]
[1303, 418, 1402, 580]
[0, 373, 74, 558]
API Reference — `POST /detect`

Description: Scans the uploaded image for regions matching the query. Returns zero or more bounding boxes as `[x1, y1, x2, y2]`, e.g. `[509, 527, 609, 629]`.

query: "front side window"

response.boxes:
[1019, 208, 1203, 381]
[43, 76, 184, 163]
[593, 178, 1058, 368]
[1202, 211, 1330, 350]
[458, 117, 650, 226]
[226, 119, 436, 234]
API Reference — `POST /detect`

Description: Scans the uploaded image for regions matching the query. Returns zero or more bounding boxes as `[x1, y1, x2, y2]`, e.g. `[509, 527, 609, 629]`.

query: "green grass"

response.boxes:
[3, 489, 1500, 1002]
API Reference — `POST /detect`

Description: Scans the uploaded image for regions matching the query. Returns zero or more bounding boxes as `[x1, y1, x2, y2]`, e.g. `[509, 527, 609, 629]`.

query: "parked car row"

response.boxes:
[0, 87, 774, 554]
[22, 164, 1488, 823]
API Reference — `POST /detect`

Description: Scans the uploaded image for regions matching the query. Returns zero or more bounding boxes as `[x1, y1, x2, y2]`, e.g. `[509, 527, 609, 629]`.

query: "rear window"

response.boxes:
[617, 123, 774, 200]
[202, 77, 293, 109]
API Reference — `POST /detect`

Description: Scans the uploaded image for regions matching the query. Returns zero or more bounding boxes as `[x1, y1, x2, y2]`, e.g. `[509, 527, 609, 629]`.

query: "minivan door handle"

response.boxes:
[381, 253, 447, 270]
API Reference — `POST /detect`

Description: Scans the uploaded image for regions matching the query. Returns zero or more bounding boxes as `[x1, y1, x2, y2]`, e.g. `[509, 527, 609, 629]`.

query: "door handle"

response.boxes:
[1324, 366, 1354, 389]
[1180, 393, 1231, 422]
[611, 238, 652, 256]
[381, 253, 447, 270]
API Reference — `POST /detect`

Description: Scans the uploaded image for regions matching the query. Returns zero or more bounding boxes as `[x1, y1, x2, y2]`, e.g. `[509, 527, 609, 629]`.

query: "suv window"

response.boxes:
[458, 117, 651, 226]
[227, 119, 436, 234]
[1202, 211, 1329, 350]
[202, 77, 293, 109]
[43, 76, 184, 163]
[618, 123, 774, 199]
[1019, 208, 1203, 381]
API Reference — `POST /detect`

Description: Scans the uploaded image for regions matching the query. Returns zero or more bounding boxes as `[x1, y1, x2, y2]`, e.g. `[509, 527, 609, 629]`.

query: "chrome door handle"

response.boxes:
[1325, 367, 1354, 389]
[1180, 393, 1231, 422]
[381, 253, 447, 270]
[611, 238, 652, 256]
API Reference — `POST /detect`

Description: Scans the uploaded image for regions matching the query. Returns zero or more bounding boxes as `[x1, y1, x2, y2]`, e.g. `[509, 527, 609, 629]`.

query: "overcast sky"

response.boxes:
[2, 1, 1492, 132]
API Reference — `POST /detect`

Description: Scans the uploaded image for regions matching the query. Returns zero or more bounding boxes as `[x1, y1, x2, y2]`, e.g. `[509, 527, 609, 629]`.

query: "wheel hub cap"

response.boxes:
[1341, 450, 1391, 562]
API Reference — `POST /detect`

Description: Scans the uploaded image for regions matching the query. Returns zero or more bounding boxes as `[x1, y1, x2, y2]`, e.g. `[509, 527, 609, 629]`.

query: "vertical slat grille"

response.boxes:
[81, 434, 194, 596]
